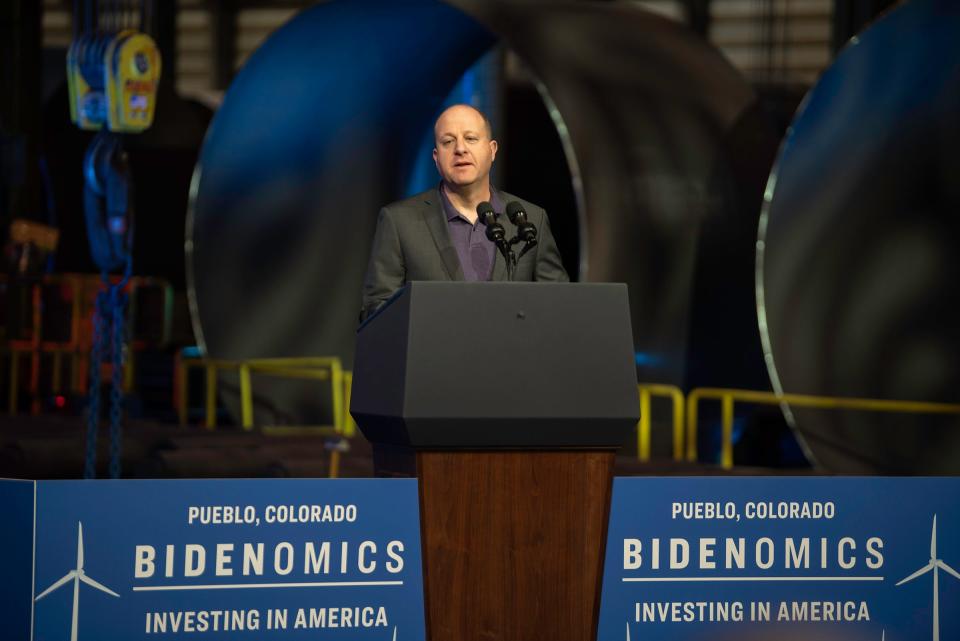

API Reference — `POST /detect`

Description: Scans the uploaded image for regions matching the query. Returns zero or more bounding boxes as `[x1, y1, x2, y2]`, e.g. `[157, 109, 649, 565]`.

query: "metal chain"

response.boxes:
[109, 284, 127, 479]
[84, 289, 107, 479]
[85, 268, 131, 480]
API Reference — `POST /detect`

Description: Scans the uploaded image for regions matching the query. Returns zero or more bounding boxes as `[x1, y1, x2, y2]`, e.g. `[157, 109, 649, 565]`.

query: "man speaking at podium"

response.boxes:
[361, 104, 568, 320]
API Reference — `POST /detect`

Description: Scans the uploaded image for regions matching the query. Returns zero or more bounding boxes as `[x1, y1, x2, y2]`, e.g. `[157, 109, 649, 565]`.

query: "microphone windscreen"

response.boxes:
[505, 201, 526, 225]
[476, 201, 495, 223]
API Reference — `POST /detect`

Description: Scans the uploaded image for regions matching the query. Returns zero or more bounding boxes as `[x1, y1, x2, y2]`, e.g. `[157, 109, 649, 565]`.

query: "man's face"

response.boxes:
[433, 106, 498, 190]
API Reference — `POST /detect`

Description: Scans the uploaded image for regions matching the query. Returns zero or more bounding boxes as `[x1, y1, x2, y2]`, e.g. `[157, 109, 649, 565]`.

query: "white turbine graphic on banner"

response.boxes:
[392, 625, 397, 641]
[896, 515, 960, 641]
[626, 621, 631, 641]
[34, 522, 120, 641]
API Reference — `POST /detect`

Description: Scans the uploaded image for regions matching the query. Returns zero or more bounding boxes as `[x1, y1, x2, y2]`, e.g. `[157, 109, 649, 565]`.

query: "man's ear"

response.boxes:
[433, 147, 439, 166]
[490, 140, 498, 161]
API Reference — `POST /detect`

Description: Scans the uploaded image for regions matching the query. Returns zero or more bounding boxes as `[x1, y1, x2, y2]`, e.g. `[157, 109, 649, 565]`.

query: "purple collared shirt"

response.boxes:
[440, 185, 504, 281]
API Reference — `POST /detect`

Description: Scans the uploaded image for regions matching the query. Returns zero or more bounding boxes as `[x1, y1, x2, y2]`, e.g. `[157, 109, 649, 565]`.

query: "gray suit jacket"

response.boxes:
[361, 187, 569, 319]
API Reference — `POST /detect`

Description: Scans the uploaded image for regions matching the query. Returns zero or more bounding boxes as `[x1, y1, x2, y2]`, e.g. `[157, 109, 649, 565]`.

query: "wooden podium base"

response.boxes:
[374, 448, 615, 641]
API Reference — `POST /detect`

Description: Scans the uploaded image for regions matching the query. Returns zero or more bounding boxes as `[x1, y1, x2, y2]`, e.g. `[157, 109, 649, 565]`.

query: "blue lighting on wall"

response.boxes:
[634, 351, 663, 367]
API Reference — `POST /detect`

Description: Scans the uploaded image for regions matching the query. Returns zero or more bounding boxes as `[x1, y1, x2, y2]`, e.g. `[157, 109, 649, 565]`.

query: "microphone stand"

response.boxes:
[477, 204, 522, 281]
[484, 222, 514, 282]
[493, 237, 515, 281]
[515, 238, 537, 261]
[507, 235, 536, 278]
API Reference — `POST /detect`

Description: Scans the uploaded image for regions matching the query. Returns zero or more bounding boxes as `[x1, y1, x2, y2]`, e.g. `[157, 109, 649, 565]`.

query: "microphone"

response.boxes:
[476, 201, 507, 247]
[476, 201, 496, 225]
[477, 201, 514, 280]
[506, 201, 537, 244]
[505, 201, 538, 256]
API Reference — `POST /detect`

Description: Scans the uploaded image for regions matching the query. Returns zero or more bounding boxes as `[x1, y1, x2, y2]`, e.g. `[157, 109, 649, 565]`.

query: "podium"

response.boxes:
[351, 282, 638, 641]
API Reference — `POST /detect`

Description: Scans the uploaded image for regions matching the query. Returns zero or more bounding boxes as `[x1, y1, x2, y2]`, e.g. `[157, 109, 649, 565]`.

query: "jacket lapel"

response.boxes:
[422, 192, 464, 281]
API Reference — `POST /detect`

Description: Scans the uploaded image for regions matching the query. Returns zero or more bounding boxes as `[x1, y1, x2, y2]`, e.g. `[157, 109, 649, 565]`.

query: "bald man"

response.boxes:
[361, 104, 568, 320]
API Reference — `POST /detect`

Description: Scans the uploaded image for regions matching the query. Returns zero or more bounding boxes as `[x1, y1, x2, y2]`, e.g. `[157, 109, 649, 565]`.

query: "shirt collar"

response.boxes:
[439, 183, 504, 222]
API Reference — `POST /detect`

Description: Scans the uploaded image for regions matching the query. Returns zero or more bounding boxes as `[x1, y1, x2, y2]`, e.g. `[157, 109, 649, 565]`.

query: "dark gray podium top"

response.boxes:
[351, 282, 639, 449]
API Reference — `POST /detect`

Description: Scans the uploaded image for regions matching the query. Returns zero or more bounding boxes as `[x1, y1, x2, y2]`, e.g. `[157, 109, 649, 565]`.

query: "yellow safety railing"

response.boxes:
[636, 383, 685, 462]
[686, 387, 960, 470]
[124, 276, 175, 392]
[5, 274, 173, 414]
[176, 355, 347, 433]
[175, 355, 348, 478]
[343, 371, 357, 437]
[239, 358, 343, 434]
[6, 275, 79, 414]
[172, 371, 960, 473]
[174, 357, 234, 429]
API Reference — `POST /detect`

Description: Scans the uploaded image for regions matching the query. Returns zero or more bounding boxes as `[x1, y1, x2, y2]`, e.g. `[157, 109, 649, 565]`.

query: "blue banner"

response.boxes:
[7, 478, 425, 641]
[0, 480, 34, 641]
[598, 477, 960, 641]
